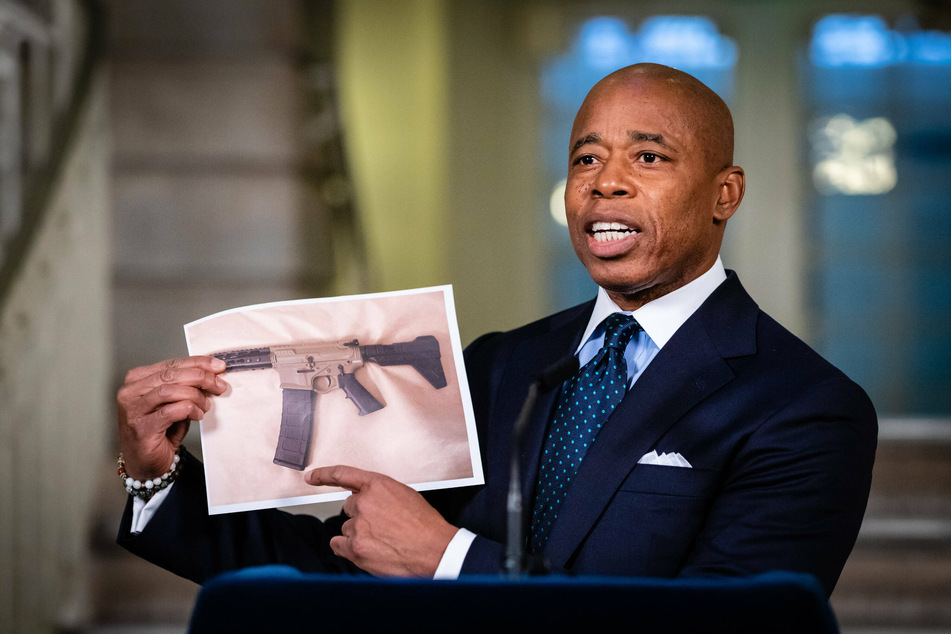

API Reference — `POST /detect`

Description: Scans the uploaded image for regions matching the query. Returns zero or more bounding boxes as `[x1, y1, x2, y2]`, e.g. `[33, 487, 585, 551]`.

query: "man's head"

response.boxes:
[564, 63, 745, 310]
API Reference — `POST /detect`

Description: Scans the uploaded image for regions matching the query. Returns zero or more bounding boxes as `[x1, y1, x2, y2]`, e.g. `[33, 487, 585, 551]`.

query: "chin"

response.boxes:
[583, 259, 649, 290]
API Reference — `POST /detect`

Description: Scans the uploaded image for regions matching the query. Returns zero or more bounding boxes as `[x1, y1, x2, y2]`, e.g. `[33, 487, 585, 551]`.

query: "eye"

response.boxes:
[574, 155, 597, 166]
[641, 152, 659, 163]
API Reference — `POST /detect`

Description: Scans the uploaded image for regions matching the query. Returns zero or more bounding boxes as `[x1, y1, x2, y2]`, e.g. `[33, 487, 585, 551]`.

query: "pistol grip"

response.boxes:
[338, 371, 384, 415]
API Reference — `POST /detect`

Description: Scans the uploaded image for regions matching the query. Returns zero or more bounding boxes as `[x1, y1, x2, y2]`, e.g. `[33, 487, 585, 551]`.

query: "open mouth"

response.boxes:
[591, 221, 638, 243]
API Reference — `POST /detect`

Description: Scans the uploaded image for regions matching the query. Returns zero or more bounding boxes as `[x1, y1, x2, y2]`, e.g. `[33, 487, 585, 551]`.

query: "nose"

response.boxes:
[591, 156, 631, 198]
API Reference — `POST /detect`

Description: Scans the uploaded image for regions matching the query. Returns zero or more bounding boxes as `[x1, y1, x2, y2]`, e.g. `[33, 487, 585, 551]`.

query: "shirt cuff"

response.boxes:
[129, 482, 174, 534]
[432, 528, 477, 579]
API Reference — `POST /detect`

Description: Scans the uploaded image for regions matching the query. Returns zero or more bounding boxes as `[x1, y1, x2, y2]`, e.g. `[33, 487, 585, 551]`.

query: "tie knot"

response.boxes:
[602, 312, 639, 351]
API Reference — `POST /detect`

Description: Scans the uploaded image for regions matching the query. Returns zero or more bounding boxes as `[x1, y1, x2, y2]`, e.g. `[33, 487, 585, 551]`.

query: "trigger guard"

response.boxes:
[313, 375, 334, 392]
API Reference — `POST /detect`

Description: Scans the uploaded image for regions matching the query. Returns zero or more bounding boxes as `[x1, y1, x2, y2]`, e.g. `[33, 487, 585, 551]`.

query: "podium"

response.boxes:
[188, 566, 839, 633]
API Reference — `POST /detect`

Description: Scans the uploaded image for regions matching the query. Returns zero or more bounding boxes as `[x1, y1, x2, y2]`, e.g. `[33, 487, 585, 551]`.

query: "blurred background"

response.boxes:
[0, 0, 949, 631]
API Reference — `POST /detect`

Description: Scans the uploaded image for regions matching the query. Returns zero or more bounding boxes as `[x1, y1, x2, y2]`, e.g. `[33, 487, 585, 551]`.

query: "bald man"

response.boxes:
[117, 64, 877, 596]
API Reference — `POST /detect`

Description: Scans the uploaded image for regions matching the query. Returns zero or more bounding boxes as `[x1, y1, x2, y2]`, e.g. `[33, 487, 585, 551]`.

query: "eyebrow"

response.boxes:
[571, 130, 670, 153]
[629, 130, 669, 147]
[571, 133, 601, 153]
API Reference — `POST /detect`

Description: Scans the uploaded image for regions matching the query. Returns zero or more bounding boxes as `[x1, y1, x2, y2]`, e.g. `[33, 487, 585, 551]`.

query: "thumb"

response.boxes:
[167, 419, 191, 447]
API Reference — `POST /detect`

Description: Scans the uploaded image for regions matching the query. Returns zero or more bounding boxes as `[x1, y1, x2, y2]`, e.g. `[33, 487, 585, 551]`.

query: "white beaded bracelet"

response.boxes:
[117, 448, 182, 500]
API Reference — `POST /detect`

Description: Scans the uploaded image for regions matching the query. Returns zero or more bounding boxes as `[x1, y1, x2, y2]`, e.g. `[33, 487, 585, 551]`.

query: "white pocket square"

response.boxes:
[638, 450, 692, 468]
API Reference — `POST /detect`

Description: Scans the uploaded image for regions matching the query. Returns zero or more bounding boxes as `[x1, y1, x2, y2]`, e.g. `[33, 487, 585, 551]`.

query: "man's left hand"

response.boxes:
[305, 465, 458, 577]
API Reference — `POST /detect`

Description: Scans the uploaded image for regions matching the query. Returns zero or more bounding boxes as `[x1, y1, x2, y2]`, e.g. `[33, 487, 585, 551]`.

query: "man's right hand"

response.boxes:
[117, 356, 228, 480]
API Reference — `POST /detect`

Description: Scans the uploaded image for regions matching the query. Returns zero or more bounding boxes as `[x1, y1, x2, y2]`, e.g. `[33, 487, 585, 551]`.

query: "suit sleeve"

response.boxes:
[116, 448, 362, 584]
[676, 375, 877, 595]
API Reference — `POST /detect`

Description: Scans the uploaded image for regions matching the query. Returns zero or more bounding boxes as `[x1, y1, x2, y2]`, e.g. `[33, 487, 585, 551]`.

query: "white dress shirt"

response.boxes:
[134, 259, 729, 579]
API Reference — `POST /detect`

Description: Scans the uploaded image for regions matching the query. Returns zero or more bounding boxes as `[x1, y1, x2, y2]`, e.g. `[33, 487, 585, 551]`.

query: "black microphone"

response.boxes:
[504, 355, 579, 578]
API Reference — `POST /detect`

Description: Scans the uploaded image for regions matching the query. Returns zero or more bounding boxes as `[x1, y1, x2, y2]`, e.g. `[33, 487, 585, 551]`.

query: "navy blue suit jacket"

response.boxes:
[118, 273, 877, 596]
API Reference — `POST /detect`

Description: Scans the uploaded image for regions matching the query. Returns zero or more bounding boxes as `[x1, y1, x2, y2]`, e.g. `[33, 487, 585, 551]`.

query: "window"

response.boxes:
[803, 14, 951, 415]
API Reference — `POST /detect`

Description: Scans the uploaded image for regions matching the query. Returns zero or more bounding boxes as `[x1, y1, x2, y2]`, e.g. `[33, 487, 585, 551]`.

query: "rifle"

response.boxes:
[213, 336, 447, 470]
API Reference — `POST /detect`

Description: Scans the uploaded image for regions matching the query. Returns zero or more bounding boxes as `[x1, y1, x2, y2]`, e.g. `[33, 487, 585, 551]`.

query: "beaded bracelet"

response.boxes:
[117, 448, 183, 500]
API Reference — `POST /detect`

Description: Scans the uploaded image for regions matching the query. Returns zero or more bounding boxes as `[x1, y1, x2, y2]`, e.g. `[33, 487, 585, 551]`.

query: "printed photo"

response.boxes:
[184, 285, 482, 514]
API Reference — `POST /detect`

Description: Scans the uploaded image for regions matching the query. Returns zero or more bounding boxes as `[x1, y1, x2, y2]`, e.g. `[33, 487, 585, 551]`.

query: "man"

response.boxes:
[117, 63, 877, 596]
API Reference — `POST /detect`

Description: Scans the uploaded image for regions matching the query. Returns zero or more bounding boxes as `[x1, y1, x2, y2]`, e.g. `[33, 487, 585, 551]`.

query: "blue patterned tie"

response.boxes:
[529, 312, 640, 552]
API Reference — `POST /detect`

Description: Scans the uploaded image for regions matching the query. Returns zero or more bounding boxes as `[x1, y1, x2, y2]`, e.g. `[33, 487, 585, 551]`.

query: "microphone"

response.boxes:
[504, 355, 579, 578]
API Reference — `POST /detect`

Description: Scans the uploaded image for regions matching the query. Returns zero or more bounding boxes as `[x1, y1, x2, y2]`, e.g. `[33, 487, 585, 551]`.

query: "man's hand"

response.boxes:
[305, 465, 458, 578]
[117, 356, 228, 480]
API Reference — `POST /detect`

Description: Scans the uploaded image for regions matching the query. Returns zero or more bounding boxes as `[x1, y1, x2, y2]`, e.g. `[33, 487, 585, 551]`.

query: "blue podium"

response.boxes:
[188, 567, 839, 633]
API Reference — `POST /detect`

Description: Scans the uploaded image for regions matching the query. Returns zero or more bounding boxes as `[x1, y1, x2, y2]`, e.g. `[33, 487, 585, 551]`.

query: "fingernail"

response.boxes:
[211, 357, 226, 371]
[216, 377, 228, 390]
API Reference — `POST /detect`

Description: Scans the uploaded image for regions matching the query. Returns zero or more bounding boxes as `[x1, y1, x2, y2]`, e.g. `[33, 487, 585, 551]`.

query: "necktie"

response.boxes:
[529, 312, 640, 552]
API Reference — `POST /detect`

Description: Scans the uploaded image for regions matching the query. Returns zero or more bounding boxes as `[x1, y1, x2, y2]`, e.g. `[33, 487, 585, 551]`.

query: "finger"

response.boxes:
[305, 465, 377, 491]
[124, 356, 226, 386]
[341, 492, 358, 518]
[166, 419, 192, 447]
[161, 398, 207, 423]
[135, 400, 206, 436]
[121, 368, 224, 404]
[129, 363, 228, 399]
[328, 534, 352, 560]
[124, 356, 219, 384]
[138, 384, 214, 417]
[118, 382, 215, 430]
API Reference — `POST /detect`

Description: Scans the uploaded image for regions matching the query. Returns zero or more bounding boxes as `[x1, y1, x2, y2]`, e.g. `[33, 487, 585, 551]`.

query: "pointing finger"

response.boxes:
[305, 465, 377, 491]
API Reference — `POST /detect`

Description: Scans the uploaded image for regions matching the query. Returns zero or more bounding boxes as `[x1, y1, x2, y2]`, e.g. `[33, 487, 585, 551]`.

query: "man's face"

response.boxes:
[565, 77, 732, 309]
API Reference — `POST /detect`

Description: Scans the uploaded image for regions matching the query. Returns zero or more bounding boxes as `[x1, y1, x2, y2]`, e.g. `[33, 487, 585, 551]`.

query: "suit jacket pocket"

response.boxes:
[618, 466, 721, 576]
[573, 466, 721, 576]
[619, 464, 719, 498]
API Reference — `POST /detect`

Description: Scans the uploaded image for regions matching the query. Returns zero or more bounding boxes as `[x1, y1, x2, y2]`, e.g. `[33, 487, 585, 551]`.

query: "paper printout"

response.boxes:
[184, 285, 483, 515]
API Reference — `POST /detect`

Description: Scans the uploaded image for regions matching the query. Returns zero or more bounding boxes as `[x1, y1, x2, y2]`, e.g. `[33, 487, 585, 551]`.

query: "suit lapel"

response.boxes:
[543, 273, 759, 570]
[481, 302, 593, 528]
[513, 307, 592, 502]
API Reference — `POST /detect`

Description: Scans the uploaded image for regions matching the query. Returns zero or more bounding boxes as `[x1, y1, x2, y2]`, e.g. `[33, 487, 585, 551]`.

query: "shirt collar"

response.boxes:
[577, 257, 727, 352]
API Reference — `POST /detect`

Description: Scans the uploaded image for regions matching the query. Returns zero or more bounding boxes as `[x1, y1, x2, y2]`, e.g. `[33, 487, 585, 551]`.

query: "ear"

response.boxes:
[713, 166, 745, 222]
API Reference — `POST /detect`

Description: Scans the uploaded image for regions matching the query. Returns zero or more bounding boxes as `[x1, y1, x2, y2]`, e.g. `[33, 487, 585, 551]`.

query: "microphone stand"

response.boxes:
[504, 356, 578, 579]
[505, 381, 539, 579]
